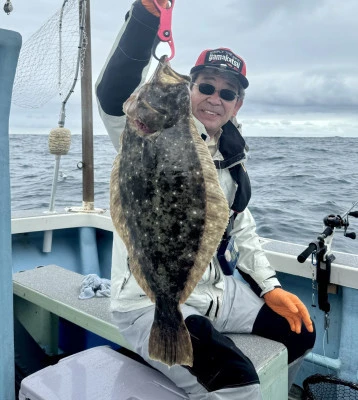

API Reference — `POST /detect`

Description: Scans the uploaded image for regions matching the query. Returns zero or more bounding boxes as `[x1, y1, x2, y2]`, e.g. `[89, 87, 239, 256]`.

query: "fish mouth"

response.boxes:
[133, 98, 168, 134]
[134, 119, 156, 134]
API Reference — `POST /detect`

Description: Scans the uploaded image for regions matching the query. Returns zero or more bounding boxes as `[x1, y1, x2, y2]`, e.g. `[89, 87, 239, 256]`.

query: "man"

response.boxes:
[96, 1, 316, 399]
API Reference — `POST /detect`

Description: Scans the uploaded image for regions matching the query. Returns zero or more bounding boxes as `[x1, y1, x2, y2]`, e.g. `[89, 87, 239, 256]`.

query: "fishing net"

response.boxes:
[12, 0, 87, 108]
[303, 374, 358, 400]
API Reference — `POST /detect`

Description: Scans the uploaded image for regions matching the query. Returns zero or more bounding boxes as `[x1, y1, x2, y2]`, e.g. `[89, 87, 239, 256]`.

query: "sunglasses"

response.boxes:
[192, 82, 239, 102]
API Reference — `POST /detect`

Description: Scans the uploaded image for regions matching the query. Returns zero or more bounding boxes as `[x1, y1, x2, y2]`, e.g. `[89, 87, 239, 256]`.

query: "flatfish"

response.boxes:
[110, 57, 229, 367]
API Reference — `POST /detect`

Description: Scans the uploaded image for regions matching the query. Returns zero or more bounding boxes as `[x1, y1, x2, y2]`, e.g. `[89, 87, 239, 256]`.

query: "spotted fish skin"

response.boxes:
[110, 58, 229, 367]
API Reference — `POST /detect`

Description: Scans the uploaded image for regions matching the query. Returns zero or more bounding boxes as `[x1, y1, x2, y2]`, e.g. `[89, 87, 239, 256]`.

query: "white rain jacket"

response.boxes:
[95, 0, 281, 320]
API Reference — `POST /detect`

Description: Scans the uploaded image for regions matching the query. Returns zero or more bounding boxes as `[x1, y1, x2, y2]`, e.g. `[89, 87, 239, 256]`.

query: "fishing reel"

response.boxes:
[323, 211, 358, 240]
[297, 201, 358, 319]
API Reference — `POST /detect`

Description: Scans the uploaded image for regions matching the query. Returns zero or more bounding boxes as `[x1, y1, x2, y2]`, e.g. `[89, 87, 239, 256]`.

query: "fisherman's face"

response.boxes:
[190, 70, 243, 137]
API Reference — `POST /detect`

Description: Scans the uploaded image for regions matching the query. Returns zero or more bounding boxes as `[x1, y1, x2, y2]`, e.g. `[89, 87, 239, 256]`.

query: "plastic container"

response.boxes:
[19, 346, 188, 400]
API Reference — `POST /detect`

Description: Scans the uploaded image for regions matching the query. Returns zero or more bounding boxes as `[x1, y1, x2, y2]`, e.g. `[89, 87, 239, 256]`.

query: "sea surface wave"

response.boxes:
[9, 134, 358, 255]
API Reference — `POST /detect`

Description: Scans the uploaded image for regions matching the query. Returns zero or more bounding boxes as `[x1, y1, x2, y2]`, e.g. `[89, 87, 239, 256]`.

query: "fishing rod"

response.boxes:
[297, 200, 358, 339]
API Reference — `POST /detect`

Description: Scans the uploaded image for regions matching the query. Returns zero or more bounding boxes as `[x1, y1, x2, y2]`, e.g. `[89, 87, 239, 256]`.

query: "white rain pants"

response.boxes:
[113, 277, 265, 400]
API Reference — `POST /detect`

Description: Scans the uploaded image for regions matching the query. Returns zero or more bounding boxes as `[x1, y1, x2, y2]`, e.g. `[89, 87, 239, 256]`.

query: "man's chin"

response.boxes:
[201, 121, 220, 137]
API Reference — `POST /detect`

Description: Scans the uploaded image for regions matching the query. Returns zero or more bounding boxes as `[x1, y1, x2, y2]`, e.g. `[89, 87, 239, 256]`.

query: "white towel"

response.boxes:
[78, 274, 111, 299]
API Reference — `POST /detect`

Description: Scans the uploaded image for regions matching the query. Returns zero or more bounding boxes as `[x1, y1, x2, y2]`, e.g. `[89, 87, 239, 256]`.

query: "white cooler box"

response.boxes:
[19, 346, 188, 400]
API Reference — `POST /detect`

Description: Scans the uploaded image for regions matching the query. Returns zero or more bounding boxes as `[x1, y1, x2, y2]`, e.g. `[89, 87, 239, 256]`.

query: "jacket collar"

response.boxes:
[194, 117, 247, 169]
[216, 120, 247, 169]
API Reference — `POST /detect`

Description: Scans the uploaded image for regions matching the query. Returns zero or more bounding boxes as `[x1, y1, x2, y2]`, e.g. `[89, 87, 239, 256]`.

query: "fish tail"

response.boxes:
[148, 298, 193, 367]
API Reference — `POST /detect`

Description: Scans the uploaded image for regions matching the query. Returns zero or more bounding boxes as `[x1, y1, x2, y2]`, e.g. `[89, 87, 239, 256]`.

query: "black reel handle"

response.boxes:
[297, 242, 317, 263]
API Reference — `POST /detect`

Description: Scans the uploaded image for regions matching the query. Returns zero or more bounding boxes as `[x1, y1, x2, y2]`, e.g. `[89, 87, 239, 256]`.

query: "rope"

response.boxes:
[45, 1, 88, 222]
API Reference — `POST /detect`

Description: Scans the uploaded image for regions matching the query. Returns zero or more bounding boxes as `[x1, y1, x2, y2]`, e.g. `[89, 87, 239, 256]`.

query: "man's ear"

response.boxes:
[233, 99, 243, 117]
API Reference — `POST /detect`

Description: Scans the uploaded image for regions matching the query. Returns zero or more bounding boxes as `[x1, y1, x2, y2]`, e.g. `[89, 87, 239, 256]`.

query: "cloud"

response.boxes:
[241, 118, 358, 137]
[222, 0, 358, 74]
[248, 71, 358, 112]
[225, 0, 326, 30]
[2, 0, 357, 136]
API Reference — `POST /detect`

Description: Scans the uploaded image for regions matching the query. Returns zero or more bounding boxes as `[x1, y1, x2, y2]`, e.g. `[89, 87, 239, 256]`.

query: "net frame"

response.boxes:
[303, 374, 358, 400]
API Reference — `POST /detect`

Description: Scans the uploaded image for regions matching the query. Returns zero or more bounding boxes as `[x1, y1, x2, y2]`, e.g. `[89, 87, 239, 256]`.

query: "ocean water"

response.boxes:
[9, 134, 358, 255]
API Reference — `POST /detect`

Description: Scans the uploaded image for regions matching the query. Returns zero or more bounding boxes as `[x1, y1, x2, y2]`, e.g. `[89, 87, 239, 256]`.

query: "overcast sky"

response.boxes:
[1, 0, 357, 137]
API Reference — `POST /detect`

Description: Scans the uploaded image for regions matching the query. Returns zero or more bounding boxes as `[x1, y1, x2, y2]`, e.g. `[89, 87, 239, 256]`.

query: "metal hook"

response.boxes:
[311, 251, 317, 266]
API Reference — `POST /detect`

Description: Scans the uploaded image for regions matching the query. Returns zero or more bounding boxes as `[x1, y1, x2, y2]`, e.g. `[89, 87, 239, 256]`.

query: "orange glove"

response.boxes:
[263, 288, 314, 334]
[142, 0, 168, 17]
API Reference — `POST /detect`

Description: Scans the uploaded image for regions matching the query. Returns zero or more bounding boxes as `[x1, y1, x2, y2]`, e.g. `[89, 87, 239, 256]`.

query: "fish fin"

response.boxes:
[179, 117, 229, 303]
[110, 154, 128, 241]
[148, 298, 193, 367]
[130, 259, 156, 302]
[110, 154, 156, 302]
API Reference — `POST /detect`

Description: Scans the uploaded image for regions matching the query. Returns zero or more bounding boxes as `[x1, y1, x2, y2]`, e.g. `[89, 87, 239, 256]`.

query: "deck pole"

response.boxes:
[0, 28, 22, 400]
[81, 0, 95, 210]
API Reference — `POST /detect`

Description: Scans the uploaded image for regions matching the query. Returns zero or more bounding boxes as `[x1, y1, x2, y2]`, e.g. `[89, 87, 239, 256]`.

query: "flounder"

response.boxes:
[110, 57, 229, 367]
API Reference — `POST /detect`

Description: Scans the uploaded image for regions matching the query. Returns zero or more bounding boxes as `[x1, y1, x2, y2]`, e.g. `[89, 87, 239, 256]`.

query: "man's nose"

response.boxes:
[207, 91, 222, 105]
